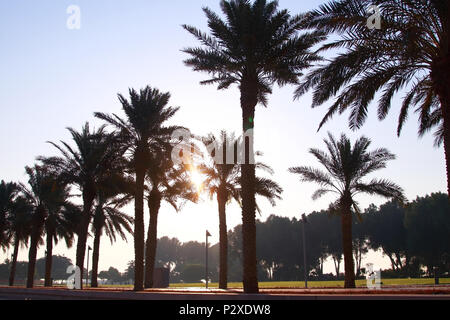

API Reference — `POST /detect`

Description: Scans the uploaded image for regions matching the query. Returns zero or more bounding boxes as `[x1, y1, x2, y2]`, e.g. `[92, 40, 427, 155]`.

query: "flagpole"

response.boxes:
[205, 230, 211, 289]
[206, 231, 209, 289]
[87, 246, 92, 287]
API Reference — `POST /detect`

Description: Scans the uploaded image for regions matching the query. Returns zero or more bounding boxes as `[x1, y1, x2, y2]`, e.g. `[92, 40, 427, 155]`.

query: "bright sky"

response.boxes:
[0, 1, 446, 275]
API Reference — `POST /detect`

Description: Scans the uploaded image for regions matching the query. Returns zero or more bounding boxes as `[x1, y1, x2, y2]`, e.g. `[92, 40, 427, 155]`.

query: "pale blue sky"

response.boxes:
[0, 1, 446, 274]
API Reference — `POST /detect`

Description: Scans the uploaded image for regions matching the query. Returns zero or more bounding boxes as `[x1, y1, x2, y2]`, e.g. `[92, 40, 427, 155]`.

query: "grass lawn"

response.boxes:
[167, 278, 450, 289]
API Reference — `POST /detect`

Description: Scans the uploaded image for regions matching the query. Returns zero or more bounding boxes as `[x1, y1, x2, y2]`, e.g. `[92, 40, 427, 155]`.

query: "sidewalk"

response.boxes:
[1, 285, 449, 300]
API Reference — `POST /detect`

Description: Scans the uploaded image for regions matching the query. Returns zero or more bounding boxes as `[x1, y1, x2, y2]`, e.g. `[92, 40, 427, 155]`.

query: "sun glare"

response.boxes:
[190, 167, 204, 192]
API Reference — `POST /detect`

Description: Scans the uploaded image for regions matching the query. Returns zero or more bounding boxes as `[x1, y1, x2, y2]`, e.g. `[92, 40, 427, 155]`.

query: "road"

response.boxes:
[0, 286, 450, 300]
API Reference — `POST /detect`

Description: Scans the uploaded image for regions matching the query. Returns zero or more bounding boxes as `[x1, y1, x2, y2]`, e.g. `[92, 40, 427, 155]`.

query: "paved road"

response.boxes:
[0, 287, 450, 300]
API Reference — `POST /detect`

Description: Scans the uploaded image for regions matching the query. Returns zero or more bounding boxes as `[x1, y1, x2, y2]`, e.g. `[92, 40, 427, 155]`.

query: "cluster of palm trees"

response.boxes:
[1, 0, 449, 292]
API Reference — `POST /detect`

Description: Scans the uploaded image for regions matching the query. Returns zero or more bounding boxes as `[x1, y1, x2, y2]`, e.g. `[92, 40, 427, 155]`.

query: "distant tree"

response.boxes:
[257, 216, 295, 281]
[365, 201, 410, 274]
[352, 217, 369, 278]
[35, 255, 73, 281]
[322, 213, 343, 277]
[405, 193, 450, 282]
[97, 267, 122, 284]
[179, 241, 205, 266]
[155, 237, 181, 271]
[180, 264, 205, 283]
[124, 260, 135, 282]
[289, 133, 405, 288]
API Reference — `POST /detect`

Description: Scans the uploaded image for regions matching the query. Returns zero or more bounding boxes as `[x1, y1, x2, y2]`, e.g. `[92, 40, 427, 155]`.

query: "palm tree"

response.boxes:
[41, 123, 121, 289]
[43, 197, 80, 287]
[90, 180, 134, 288]
[95, 86, 180, 291]
[20, 164, 70, 288]
[0, 181, 19, 250]
[289, 133, 405, 288]
[7, 196, 32, 286]
[297, 0, 450, 197]
[182, 0, 323, 293]
[199, 131, 283, 289]
[144, 148, 198, 288]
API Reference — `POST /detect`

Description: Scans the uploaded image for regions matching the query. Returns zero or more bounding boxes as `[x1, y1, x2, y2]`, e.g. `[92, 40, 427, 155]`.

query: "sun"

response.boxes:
[190, 167, 204, 192]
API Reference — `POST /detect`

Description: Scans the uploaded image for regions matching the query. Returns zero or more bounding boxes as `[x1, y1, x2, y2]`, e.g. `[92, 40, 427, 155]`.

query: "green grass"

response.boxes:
[168, 278, 450, 289]
[92, 278, 450, 289]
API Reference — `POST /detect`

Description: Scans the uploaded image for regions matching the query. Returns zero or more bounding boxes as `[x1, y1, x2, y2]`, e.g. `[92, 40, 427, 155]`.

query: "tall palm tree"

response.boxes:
[7, 196, 32, 286]
[297, 0, 450, 197]
[144, 148, 198, 288]
[199, 131, 283, 289]
[20, 164, 70, 288]
[289, 133, 405, 288]
[41, 123, 121, 289]
[182, 0, 324, 293]
[95, 86, 180, 291]
[0, 181, 19, 249]
[90, 174, 134, 288]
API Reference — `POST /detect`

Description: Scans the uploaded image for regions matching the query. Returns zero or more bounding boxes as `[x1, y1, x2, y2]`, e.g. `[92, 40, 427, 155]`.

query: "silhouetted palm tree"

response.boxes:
[183, 0, 323, 293]
[0, 181, 19, 250]
[95, 86, 180, 291]
[41, 123, 122, 288]
[21, 164, 71, 288]
[297, 0, 450, 197]
[200, 131, 283, 289]
[7, 196, 32, 286]
[144, 148, 198, 288]
[289, 133, 405, 288]
[43, 197, 80, 287]
[90, 175, 134, 288]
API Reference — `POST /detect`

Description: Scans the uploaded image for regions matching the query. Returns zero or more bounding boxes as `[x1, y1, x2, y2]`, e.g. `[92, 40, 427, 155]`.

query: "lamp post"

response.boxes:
[301, 214, 308, 289]
[86, 246, 92, 287]
[205, 230, 211, 289]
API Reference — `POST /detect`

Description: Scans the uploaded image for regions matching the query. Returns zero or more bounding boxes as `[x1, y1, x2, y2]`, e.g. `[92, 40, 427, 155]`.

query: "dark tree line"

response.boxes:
[99, 192, 448, 284]
[4, 192, 445, 285]
[0, 255, 73, 285]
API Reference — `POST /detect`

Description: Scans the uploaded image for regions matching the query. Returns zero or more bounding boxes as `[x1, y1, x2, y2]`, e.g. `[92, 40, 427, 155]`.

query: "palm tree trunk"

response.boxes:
[27, 206, 45, 288]
[75, 190, 95, 290]
[341, 201, 356, 288]
[441, 97, 450, 198]
[144, 189, 161, 288]
[8, 236, 19, 286]
[240, 78, 259, 294]
[218, 188, 228, 290]
[431, 53, 450, 198]
[134, 168, 146, 291]
[91, 228, 101, 288]
[44, 230, 53, 287]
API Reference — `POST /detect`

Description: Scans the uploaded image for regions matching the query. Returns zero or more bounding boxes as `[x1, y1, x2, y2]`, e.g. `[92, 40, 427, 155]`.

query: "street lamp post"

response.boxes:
[301, 214, 308, 289]
[205, 230, 211, 289]
[86, 246, 92, 287]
